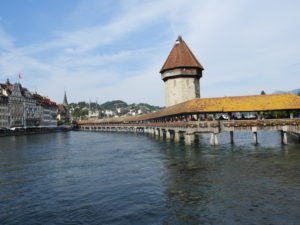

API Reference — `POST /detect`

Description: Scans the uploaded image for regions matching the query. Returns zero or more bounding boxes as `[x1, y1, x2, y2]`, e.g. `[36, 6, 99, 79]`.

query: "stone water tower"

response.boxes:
[160, 36, 204, 107]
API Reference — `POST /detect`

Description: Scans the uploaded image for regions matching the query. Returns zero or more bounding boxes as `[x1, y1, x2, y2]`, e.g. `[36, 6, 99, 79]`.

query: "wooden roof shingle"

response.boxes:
[77, 94, 300, 124]
[160, 36, 204, 73]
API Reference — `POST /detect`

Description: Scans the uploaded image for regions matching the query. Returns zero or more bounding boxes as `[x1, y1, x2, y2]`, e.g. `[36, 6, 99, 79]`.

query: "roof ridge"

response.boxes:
[160, 36, 204, 73]
[192, 93, 295, 100]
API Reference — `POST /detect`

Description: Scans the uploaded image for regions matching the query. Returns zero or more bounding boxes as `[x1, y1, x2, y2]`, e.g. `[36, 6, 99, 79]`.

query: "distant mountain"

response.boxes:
[273, 88, 300, 95]
[69, 100, 162, 113]
[100, 100, 127, 109]
[69, 100, 162, 117]
[133, 103, 162, 111]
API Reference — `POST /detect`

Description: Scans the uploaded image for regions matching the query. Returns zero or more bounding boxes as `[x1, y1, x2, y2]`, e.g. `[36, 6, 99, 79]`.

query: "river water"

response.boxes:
[0, 131, 299, 225]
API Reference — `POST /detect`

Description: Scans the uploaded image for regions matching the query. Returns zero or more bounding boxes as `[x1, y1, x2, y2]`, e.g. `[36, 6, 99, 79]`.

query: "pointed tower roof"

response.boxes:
[63, 91, 68, 107]
[160, 36, 204, 73]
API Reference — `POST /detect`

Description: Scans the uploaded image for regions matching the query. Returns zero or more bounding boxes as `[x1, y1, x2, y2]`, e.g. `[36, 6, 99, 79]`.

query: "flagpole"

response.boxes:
[18, 74, 22, 85]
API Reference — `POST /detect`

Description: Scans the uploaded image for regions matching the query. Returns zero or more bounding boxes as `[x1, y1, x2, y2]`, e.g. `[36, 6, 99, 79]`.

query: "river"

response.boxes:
[0, 131, 299, 224]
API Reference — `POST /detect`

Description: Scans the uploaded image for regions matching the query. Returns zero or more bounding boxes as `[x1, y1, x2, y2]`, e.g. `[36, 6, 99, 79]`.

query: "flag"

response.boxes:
[18, 74, 22, 79]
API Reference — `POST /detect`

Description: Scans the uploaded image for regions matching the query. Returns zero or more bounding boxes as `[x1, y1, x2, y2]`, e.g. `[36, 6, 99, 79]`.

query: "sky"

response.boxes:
[0, 0, 299, 106]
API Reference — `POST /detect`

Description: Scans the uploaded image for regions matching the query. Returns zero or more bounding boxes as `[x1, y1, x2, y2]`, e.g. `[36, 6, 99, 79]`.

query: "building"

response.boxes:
[0, 82, 11, 128]
[88, 110, 101, 119]
[0, 80, 57, 128]
[160, 36, 204, 107]
[103, 109, 115, 117]
[57, 105, 68, 122]
[0, 94, 9, 128]
[57, 91, 70, 124]
[33, 94, 57, 127]
[8, 83, 41, 127]
[9, 83, 25, 127]
[22, 87, 40, 126]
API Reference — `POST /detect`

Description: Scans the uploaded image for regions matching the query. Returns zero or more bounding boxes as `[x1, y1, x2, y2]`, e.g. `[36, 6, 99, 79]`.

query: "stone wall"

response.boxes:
[164, 77, 200, 107]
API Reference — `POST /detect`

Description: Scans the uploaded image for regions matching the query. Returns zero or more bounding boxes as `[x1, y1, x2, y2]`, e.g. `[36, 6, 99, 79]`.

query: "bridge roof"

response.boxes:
[160, 36, 204, 73]
[77, 94, 300, 124]
[156, 93, 300, 116]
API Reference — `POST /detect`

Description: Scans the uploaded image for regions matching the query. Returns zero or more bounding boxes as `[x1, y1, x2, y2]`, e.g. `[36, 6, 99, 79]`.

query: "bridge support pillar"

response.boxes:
[281, 131, 288, 145]
[185, 133, 195, 145]
[252, 127, 258, 145]
[230, 131, 234, 144]
[281, 126, 288, 145]
[253, 132, 258, 145]
[210, 133, 218, 146]
[166, 130, 171, 140]
[155, 129, 160, 137]
[174, 132, 180, 142]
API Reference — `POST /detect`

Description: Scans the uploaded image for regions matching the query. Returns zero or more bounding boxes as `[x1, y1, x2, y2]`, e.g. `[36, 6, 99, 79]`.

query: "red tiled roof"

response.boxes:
[160, 36, 204, 73]
[32, 93, 57, 106]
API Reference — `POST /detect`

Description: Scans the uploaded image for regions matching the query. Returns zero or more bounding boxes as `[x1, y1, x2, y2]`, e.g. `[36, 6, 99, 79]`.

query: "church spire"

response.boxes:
[63, 91, 68, 107]
[5, 77, 11, 85]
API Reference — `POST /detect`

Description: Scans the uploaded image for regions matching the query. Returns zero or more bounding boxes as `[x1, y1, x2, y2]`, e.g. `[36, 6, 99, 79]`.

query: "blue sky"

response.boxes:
[0, 0, 299, 106]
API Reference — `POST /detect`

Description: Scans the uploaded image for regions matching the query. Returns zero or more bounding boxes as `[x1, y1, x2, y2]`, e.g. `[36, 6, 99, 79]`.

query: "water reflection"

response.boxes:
[161, 146, 210, 223]
[156, 132, 300, 224]
[0, 131, 299, 224]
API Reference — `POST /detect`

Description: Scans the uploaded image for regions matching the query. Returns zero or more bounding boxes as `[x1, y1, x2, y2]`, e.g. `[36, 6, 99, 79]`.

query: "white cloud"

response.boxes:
[64, 48, 74, 53]
[0, 27, 14, 50]
[0, 0, 300, 106]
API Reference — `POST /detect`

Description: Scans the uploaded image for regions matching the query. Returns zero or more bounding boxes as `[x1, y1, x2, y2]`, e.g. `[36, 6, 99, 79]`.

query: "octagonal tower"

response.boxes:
[160, 36, 204, 107]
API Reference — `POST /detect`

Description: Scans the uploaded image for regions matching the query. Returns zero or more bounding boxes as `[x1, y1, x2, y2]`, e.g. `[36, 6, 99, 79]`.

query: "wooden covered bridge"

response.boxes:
[77, 93, 300, 145]
[77, 37, 300, 145]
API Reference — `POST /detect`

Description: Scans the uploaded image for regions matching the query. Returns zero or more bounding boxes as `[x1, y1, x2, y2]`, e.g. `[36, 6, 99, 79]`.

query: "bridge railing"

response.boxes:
[221, 119, 300, 128]
[78, 119, 300, 131]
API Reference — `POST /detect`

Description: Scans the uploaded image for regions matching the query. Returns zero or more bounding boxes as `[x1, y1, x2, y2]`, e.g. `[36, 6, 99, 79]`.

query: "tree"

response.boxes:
[72, 108, 89, 118]
[261, 90, 266, 95]
[298, 91, 300, 97]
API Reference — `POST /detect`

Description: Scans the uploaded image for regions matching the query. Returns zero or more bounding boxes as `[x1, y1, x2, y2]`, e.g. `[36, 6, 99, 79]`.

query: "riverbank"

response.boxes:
[0, 126, 73, 137]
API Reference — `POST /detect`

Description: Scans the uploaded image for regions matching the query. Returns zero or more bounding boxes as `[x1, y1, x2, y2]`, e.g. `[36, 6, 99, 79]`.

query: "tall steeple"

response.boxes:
[5, 78, 11, 85]
[63, 91, 68, 107]
[160, 36, 204, 107]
